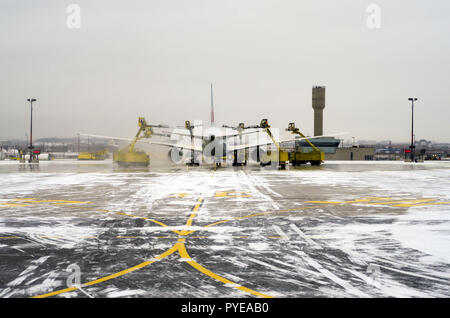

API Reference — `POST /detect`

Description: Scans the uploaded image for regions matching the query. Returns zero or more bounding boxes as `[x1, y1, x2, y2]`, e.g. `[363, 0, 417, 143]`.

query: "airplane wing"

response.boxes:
[147, 140, 203, 152]
[77, 133, 203, 152]
[164, 129, 261, 139]
[162, 131, 205, 139]
[78, 133, 135, 143]
[222, 130, 262, 138]
[228, 133, 348, 151]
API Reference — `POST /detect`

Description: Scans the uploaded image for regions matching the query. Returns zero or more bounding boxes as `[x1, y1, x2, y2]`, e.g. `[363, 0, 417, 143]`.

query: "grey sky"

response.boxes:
[1, 0, 449, 142]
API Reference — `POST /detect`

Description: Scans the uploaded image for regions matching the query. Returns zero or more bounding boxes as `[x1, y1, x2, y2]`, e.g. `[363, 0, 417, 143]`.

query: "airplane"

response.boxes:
[80, 84, 345, 167]
[80, 84, 260, 166]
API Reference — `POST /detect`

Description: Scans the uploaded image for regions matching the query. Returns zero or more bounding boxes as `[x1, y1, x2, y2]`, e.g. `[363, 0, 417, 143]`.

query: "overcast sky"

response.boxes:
[1, 0, 449, 142]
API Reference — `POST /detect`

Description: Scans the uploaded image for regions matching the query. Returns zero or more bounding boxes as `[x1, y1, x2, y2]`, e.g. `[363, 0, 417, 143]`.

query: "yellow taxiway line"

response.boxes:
[32, 167, 273, 299]
[177, 242, 273, 298]
[32, 244, 179, 298]
[33, 196, 273, 299]
[20, 173, 450, 299]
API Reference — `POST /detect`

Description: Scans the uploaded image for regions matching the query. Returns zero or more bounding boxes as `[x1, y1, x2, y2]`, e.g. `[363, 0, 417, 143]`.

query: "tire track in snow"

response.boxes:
[0, 256, 51, 298]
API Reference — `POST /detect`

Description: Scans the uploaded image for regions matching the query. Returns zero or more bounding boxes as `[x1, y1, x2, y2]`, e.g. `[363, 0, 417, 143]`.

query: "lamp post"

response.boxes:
[27, 98, 36, 163]
[408, 98, 417, 162]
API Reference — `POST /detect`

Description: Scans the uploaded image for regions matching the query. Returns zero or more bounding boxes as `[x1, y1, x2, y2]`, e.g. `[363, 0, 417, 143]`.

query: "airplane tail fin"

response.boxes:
[210, 83, 215, 126]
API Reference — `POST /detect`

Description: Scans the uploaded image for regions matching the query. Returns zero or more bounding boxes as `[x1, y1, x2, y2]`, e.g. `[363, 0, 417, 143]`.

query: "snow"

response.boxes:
[0, 160, 449, 297]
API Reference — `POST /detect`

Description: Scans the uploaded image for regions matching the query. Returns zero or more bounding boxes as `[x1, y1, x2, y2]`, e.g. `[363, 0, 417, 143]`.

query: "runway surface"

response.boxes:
[0, 160, 449, 298]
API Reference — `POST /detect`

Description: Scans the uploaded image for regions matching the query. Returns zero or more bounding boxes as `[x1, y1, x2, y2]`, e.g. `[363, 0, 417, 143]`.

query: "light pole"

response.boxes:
[408, 98, 417, 162]
[25, 133, 28, 160]
[27, 98, 36, 163]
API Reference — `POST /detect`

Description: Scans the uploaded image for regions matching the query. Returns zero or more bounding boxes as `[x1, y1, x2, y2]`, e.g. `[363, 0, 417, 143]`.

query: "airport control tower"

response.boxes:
[312, 86, 326, 136]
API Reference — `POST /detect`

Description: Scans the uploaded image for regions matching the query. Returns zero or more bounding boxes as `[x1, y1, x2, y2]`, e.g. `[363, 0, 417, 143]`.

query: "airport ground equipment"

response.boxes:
[184, 120, 200, 166]
[243, 119, 289, 169]
[9, 150, 23, 161]
[287, 122, 324, 166]
[222, 123, 249, 166]
[78, 149, 107, 160]
[259, 119, 289, 169]
[113, 117, 167, 166]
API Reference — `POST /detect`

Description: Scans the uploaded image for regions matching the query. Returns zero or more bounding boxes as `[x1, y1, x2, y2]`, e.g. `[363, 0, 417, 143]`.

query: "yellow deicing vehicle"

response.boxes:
[77, 149, 107, 160]
[286, 122, 324, 166]
[113, 117, 153, 166]
[258, 119, 289, 169]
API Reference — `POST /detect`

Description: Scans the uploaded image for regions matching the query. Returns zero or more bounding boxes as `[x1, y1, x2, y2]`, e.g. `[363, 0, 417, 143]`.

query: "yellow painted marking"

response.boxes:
[30, 170, 274, 299]
[1, 198, 91, 208]
[394, 201, 450, 207]
[13, 199, 89, 205]
[32, 244, 179, 298]
[32, 286, 79, 298]
[179, 198, 203, 236]
[66, 206, 92, 211]
[214, 191, 251, 198]
[0, 236, 21, 239]
[170, 193, 190, 198]
[0, 203, 31, 207]
[306, 197, 397, 205]
[115, 212, 131, 216]
[52, 201, 91, 205]
[196, 206, 324, 235]
[91, 208, 184, 236]
[236, 213, 265, 219]
[304, 197, 449, 208]
[344, 197, 394, 203]
[306, 201, 344, 204]
[371, 199, 435, 206]
[26, 188, 450, 299]
[34, 237, 272, 298]
[49, 234, 312, 241]
[82, 243, 175, 287]
[177, 243, 273, 298]
[203, 220, 231, 228]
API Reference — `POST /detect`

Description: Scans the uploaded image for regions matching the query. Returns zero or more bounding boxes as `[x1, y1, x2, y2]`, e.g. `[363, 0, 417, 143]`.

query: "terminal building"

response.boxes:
[325, 147, 375, 161]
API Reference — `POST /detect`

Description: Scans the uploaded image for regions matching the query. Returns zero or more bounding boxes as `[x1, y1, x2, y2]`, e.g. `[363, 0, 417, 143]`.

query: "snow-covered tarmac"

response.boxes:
[0, 160, 449, 298]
